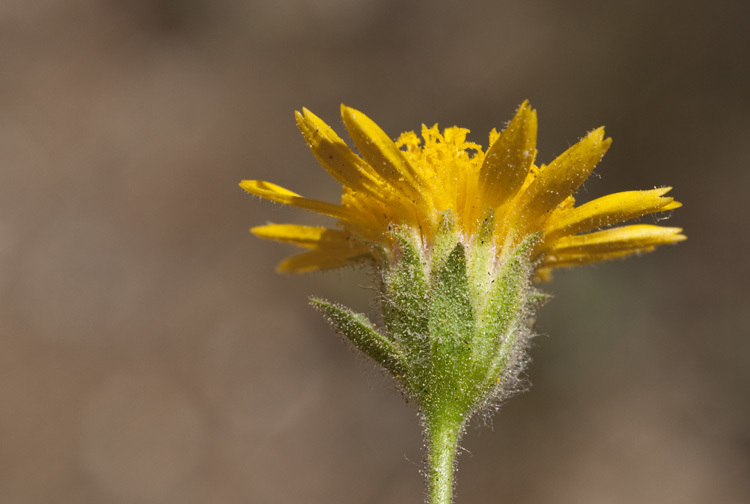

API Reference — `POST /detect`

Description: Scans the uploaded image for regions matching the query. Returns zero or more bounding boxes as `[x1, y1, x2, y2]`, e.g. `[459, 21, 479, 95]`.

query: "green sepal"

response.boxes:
[480, 233, 540, 393]
[422, 242, 477, 417]
[428, 242, 474, 359]
[379, 232, 429, 352]
[311, 298, 407, 378]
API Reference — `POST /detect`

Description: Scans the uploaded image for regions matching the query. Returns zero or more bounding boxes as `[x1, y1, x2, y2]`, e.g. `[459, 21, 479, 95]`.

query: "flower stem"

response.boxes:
[426, 411, 463, 504]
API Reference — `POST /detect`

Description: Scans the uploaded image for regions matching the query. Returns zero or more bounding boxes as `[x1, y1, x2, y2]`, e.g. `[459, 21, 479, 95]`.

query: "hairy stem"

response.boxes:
[426, 412, 463, 504]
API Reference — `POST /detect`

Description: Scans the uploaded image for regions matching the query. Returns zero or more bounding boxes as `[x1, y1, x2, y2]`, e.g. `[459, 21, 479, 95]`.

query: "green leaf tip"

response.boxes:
[310, 297, 407, 378]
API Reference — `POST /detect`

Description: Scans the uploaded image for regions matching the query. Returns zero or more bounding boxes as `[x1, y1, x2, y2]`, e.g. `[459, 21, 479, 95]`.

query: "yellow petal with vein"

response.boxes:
[541, 248, 654, 270]
[551, 224, 685, 255]
[340, 105, 424, 202]
[276, 249, 369, 273]
[295, 108, 386, 198]
[519, 127, 612, 222]
[239, 180, 349, 220]
[546, 187, 678, 238]
[480, 100, 537, 208]
[251, 224, 359, 250]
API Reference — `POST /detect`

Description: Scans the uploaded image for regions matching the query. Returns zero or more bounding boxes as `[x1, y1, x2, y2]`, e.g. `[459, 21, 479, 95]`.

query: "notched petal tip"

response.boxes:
[294, 106, 316, 122]
[579, 127, 613, 161]
[653, 187, 682, 210]
[552, 224, 686, 255]
[239, 180, 350, 220]
[240, 179, 297, 196]
[543, 186, 683, 239]
[669, 227, 687, 241]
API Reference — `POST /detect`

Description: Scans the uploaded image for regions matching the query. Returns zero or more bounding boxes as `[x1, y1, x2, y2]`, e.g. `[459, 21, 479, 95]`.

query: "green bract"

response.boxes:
[313, 213, 544, 503]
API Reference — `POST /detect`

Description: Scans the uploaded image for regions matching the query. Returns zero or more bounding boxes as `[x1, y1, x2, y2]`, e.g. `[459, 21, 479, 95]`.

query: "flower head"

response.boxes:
[241, 102, 684, 278]
[242, 104, 686, 504]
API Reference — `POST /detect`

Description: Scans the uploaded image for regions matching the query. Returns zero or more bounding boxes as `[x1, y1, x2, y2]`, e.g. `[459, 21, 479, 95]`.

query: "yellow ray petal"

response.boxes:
[239, 180, 350, 220]
[295, 108, 387, 198]
[550, 224, 685, 255]
[243, 102, 684, 277]
[545, 187, 679, 239]
[340, 105, 425, 203]
[518, 127, 612, 222]
[540, 248, 654, 271]
[276, 249, 370, 273]
[251, 224, 363, 251]
[479, 100, 537, 208]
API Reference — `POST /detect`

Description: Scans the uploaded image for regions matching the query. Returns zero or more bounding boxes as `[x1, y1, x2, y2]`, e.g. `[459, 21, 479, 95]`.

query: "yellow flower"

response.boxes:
[241, 102, 684, 277]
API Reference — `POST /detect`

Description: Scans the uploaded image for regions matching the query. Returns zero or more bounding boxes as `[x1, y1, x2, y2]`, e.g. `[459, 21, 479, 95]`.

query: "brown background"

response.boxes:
[2, 0, 749, 503]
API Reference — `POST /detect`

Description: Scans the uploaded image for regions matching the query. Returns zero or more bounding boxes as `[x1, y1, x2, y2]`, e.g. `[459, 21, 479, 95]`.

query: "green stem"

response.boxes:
[426, 412, 464, 504]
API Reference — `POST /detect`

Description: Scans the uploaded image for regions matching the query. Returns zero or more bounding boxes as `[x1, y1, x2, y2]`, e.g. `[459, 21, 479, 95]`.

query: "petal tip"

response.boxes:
[239, 180, 255, 192]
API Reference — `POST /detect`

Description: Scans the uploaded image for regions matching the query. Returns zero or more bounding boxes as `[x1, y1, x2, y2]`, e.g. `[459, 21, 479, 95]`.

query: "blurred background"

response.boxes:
[2, 0, 749, 502]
